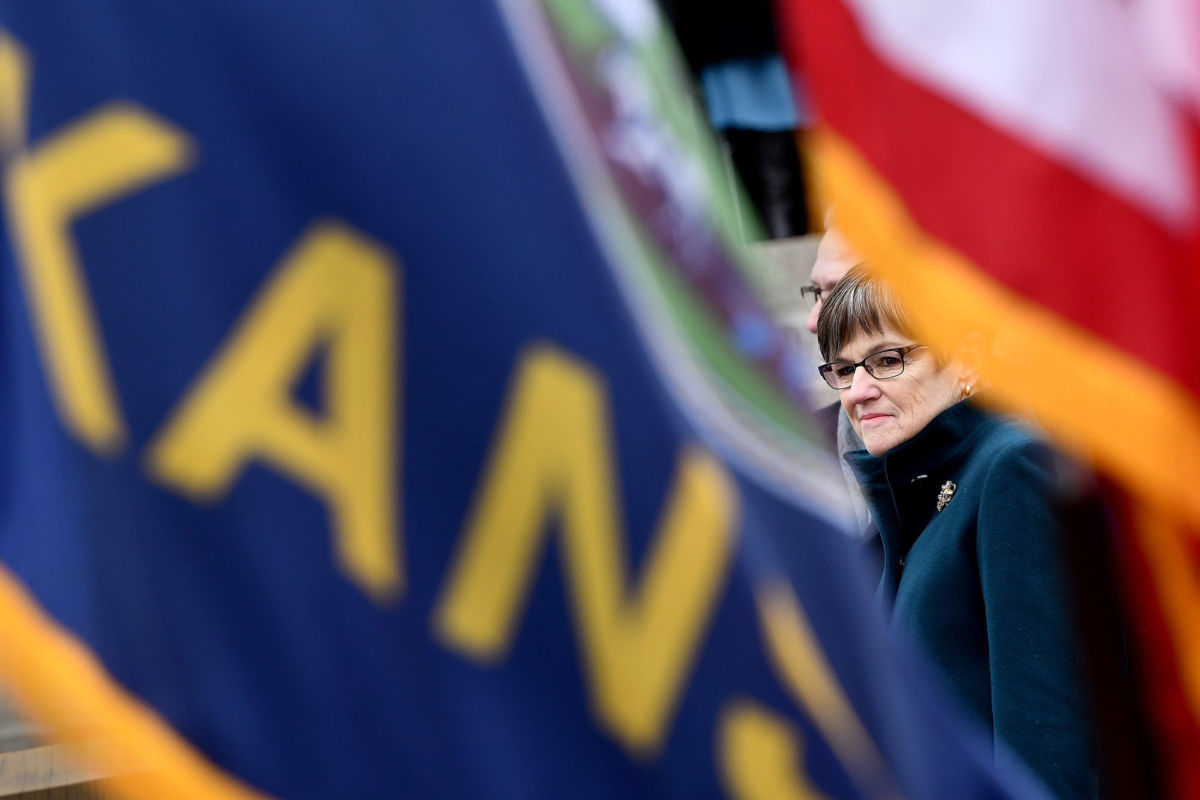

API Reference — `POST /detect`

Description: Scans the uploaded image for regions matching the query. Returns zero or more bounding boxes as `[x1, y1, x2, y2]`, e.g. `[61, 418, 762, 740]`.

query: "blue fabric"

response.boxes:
[0, 2, 1050, 798]
[700, 55, 807, 130]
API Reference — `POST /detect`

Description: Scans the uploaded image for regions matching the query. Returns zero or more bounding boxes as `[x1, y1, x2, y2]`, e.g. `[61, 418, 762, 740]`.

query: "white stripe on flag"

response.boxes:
[841, 0, 1195, 228]
[1130, 0, 1200, 115]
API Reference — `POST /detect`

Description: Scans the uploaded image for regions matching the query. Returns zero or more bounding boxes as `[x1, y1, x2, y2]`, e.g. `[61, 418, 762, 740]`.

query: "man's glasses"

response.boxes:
[799, 284, 824, 308]
[817, 344, 927, 390]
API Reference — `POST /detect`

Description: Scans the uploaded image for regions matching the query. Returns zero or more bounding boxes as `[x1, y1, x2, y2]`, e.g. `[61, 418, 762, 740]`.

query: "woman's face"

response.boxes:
[837, 324, 962, 455]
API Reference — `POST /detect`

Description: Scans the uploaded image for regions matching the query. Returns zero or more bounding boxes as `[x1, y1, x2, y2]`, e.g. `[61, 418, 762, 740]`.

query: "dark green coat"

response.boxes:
[845, 401, 1095, 800]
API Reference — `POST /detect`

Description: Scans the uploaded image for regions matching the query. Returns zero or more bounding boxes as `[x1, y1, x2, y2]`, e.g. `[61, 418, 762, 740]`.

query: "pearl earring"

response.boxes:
[963, 383, 973, 398]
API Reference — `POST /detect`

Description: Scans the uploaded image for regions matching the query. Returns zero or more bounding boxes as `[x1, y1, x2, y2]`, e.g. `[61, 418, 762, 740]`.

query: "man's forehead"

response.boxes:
[812, 227, 861, 285]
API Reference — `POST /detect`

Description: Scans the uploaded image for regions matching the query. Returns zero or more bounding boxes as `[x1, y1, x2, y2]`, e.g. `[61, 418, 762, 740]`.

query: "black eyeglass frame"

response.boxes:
[817, 344, 928, 390]
[799, 284, 824, 307]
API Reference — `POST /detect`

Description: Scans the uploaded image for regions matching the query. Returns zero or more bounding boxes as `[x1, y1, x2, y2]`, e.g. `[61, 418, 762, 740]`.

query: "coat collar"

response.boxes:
[842, 399, 1000, 603]
[842, 399, 997, 487]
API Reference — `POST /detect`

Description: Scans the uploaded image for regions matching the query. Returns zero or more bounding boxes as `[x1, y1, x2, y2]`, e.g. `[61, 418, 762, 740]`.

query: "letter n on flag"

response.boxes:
[776, 0, 1200, 794]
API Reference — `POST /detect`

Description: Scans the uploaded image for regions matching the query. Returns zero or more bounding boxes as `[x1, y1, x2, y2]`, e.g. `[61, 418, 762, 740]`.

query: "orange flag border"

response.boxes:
[814, 127, 1200, 725]
[0, 562, 272, 800]
[812, 128, 1200, 532]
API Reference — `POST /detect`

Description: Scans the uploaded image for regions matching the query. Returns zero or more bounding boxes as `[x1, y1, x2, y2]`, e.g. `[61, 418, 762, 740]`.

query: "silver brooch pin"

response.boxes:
[936, 480, 956, 512]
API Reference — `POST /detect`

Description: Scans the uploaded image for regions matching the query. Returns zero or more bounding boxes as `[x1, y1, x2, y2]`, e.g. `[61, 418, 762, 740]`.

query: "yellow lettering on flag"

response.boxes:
[434, 344, 737, 755]
[719, 700, 829, 800]
[147, 223, 402, 602]
[0, 32, 29, 154]
[756, 582, 901, 799]
[5, 98, 193, 453]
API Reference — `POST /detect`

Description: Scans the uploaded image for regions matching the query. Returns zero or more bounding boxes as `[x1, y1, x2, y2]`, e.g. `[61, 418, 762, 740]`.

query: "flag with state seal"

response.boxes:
[0, 0, 1049, 798]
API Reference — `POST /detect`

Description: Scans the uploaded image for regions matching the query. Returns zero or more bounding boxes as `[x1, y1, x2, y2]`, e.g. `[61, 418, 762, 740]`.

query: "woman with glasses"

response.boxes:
[817, 267, 1095, 800]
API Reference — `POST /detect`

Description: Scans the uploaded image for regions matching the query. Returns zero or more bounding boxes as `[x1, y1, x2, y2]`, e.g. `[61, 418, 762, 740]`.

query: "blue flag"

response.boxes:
[0, 1, 1048, 797]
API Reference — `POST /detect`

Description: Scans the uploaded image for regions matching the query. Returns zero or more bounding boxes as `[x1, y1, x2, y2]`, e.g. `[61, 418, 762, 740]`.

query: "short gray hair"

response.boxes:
[816, 266, 914, 362]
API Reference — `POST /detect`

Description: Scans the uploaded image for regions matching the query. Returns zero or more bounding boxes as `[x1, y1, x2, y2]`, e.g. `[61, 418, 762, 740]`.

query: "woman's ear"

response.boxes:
[954, 332, 986, 390]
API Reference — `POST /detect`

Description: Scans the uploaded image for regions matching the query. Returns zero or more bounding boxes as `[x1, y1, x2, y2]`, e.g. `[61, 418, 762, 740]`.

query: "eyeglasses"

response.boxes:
[817, 344, 927, 390]
[799, 284, 824, 308]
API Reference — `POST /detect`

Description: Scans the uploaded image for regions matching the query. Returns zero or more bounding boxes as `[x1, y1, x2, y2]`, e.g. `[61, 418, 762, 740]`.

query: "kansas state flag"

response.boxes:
[0, 0, 1044, 798]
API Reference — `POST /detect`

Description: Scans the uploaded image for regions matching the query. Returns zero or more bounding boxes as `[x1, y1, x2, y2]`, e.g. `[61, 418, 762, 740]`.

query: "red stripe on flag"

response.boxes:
[781, 0, 1200, 399]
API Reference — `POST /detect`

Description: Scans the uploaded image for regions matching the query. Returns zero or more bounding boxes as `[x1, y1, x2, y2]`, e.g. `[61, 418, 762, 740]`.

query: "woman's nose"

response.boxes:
[843, 366, 881, 404]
